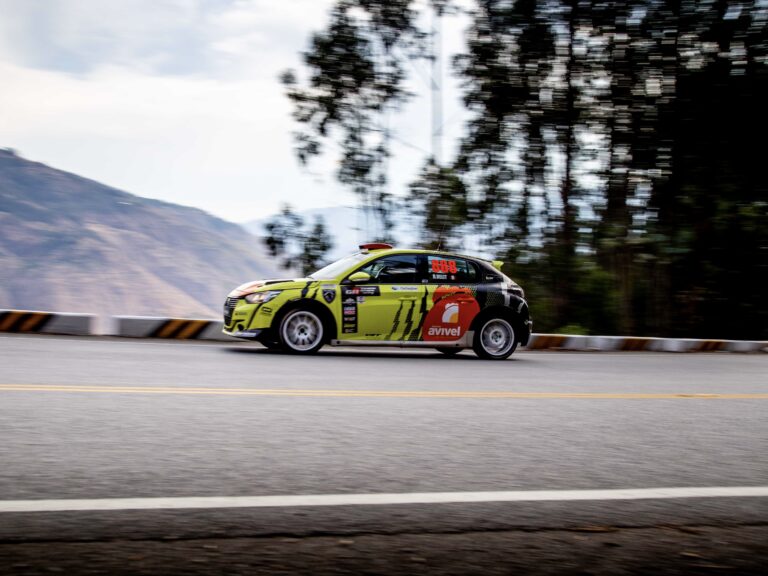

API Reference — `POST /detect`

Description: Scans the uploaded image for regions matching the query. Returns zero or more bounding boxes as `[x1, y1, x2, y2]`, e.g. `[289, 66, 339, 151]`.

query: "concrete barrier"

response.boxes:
[1, 309, 765, 351]
[526, 333, 767, 353]
[113, 316, 236, 341]
[0, 309, 94, 336]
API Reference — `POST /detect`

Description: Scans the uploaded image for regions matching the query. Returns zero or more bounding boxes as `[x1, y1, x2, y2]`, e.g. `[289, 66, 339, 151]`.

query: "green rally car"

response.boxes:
[223, 244, 531, 359]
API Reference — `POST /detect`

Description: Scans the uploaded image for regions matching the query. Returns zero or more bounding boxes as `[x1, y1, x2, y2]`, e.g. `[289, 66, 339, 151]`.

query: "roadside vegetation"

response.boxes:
[265, 0, 767, 340]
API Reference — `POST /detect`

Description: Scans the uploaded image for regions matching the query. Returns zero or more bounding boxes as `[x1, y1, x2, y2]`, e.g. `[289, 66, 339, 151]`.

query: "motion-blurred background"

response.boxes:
[1, 0, 765, 339]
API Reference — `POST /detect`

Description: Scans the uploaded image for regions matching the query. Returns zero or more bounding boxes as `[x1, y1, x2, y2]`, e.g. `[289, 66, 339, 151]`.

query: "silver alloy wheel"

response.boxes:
[281, 310, 323, 352]
[479, 318, 515, 357]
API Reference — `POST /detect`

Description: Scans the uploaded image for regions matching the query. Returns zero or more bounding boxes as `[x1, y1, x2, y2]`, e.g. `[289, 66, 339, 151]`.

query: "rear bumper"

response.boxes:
[520, 319, 533, 346]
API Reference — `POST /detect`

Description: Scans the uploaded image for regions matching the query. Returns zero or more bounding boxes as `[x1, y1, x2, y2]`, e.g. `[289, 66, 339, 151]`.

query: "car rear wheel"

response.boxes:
[279, 309, 325, 354]
[435, 347, 462, 356]
[473, 317, 517, 360]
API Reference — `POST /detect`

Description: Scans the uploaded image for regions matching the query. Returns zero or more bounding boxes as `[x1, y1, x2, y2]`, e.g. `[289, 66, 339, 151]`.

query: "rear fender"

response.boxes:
[470, 305, 529, 346]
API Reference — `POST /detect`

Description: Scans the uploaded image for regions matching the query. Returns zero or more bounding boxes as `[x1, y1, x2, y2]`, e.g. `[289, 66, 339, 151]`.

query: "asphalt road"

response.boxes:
[1, 334, 767, 574]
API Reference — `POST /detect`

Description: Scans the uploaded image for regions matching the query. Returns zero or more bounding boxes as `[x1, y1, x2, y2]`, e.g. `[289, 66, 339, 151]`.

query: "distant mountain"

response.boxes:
[0, 148, 278, 319]
[245, 205, 418, 261]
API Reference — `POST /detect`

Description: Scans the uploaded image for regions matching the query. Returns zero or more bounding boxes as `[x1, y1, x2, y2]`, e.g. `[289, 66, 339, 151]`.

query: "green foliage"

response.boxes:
[263, 205, 334, 276]
[407, 161, 469, 250]
[288, 0, 767, 339]
[282, 0, 428, 240]
[457, 0, 767, 339]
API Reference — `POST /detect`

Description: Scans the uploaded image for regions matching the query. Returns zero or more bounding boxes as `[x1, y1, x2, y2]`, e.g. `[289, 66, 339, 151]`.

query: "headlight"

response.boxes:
[244, 290, 281, 304]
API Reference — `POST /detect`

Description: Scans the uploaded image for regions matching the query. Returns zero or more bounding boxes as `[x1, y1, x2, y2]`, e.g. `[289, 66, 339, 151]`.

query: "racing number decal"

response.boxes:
[430, 259, 458, 274]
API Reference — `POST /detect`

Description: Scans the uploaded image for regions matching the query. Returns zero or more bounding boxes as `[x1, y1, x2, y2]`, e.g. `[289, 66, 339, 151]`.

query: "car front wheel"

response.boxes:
[278, 309, 325, 354]
[473, 317, 517, 360]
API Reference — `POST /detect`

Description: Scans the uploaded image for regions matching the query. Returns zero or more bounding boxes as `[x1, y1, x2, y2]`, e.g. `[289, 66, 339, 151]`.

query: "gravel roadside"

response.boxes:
[2, 524, 767, 575]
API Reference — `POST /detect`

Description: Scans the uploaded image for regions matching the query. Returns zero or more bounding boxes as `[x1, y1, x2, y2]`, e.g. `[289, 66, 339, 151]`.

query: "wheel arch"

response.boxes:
[470, 305, 526, 344]
[275, 298, 338, 343]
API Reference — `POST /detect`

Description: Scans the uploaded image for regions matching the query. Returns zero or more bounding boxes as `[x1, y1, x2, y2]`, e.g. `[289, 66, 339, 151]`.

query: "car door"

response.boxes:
[340, 253, 426, 341]
[421, 255, 482, 342]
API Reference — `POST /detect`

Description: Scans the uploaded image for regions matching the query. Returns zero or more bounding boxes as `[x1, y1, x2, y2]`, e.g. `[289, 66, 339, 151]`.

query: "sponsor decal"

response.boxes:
[422, 286, 481, 342]
[427, 326, 461, 338]
[322, 286, 336, 303]
[339, 285, 379, 334]
[391, 286, 419, 292]
[340, 290, 359, 332]
[442, 302, 459, 324]
[341, 286, 379, 297]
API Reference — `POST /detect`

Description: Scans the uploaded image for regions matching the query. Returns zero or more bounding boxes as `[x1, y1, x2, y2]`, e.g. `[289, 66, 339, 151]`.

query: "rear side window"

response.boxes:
[426, 255, 478, 284]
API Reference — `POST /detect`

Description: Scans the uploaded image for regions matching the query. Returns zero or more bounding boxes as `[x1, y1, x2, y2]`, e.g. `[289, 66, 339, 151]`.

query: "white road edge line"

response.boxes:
[2, 487, 768, 513]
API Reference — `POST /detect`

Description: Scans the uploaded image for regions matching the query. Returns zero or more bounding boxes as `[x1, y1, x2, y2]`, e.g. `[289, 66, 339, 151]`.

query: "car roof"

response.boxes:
[359, 247, 495, 265]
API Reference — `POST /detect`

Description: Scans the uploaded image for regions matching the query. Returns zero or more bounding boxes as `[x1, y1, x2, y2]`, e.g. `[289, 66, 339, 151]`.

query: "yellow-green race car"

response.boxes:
[223, 244, 531, 359]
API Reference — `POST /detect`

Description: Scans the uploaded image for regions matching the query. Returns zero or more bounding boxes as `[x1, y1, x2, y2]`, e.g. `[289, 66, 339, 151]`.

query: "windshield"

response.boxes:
[308, 252, 370, 280]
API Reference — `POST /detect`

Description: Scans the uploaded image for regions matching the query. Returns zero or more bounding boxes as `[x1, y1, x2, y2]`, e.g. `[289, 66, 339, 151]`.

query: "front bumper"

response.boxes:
[222, 328, 263, 340]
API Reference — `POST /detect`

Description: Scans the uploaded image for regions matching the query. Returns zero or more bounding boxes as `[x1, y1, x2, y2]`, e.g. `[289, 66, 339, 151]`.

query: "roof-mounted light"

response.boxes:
[359, 243, 393, 253]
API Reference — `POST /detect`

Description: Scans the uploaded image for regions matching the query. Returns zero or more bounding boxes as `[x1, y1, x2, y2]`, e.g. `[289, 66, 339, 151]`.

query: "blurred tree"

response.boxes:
[647, 0, 768, 339]
[281, 0, 434, 242]
[286, 0, 767, 338]
[263, 205, 334, 276]
[408, 160, 469, 250]
[456, 0, 584, 329]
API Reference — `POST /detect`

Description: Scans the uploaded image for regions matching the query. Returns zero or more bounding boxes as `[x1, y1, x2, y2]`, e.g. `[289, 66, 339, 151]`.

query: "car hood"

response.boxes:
[227, 278, 312, 298]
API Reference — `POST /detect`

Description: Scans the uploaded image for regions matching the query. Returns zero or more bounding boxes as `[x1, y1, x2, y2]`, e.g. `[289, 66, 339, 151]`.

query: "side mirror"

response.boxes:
[347, 271, 371, 284]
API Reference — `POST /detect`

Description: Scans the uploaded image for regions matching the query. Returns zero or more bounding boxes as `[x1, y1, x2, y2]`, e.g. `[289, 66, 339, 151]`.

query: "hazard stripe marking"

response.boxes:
[177, 320, 209, 339]
[149, 320, 211, 339]
[0, 311, 19, 331]
[0, 312, 52, 333]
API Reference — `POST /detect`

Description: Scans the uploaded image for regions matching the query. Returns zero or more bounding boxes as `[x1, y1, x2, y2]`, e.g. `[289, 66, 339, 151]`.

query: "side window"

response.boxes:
[358, 254, 421, 284]
[426, 256, 479, 284]
[481, 266, 502, 283]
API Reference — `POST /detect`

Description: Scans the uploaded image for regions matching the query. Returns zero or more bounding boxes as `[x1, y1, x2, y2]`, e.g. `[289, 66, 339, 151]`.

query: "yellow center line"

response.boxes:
[0, 384, 766, 399]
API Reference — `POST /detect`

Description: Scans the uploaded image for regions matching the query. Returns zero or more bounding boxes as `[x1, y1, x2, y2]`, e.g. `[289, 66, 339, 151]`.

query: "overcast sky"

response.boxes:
[0, 0, 469, 224]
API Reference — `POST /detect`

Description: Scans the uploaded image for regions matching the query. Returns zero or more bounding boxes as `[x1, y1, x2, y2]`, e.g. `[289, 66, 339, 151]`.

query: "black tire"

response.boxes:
[260, 339, 282, 351]
[435, 347, 462, 356]
[472, 316, 518, 360]
[278, 309, 325, 354]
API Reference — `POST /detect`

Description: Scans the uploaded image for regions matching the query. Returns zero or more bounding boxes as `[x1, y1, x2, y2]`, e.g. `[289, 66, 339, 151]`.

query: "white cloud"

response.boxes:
[0, 0, 470, 226]
[0, 58, 350, 221]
